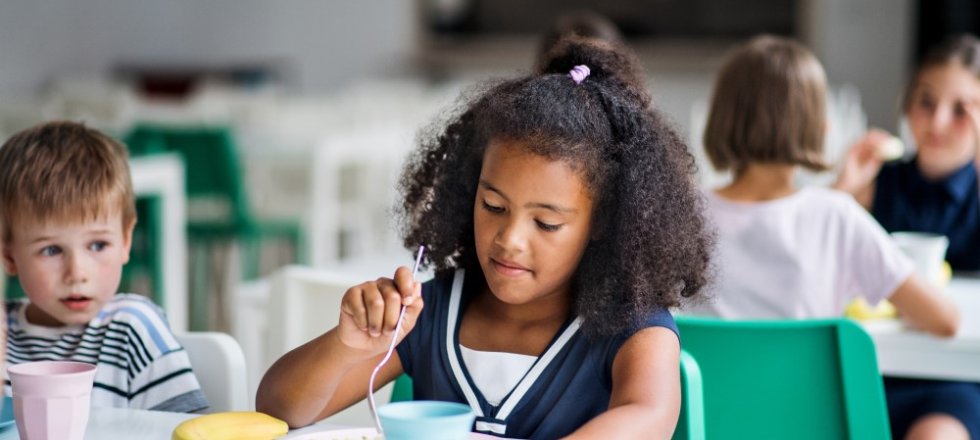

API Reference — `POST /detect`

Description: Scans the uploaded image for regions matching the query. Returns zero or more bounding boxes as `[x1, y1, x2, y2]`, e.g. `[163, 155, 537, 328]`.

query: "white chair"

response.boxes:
[261, 264, 414, 426]
[265, 266, 359, 360]
[309, 127, 415, 267]
[176, 331, 249, 412]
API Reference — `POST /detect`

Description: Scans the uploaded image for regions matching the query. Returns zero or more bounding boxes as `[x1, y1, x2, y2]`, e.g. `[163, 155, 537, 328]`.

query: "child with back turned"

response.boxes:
[833, 34, 980, 440]
[688, 35, 970, 440]
[0, 121, 207, 412]
[257, 37, 712, 439]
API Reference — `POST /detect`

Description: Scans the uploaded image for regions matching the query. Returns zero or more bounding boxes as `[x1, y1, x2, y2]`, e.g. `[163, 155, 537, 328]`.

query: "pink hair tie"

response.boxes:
[569, 65, 590, 84]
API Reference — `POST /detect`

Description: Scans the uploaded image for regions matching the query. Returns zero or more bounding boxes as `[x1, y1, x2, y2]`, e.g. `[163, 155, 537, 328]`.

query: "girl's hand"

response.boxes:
[337, 266, 424, 357]
[834, 129, 892, 195]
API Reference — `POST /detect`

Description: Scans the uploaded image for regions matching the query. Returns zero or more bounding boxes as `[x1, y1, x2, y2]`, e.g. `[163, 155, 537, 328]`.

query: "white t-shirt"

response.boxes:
[688, 187, 914, 319]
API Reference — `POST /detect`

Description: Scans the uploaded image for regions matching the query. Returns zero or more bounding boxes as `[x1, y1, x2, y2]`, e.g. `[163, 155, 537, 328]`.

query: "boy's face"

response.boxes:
[907, 63, 980, 176]
[2, 210, 134, 327]
[473, 140, 594, 307]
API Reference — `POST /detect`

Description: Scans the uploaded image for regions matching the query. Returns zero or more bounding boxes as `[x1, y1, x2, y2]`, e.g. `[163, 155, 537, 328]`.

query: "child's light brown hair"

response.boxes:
[903, 33, 980, 112]
[0, 121, 135, 243]
[704, 35, 828, 173]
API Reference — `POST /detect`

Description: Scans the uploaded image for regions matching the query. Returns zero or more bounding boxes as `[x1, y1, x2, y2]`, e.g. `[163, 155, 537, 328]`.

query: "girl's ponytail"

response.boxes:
[537, 36, 651, 110]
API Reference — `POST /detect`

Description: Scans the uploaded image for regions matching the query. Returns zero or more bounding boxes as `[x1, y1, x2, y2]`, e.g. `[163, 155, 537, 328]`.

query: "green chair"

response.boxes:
[674, 350, 705, 440]
[4, 276, 24, 300]
[121, 195, 164, 303]
[124, 124, 305, 330]
[388, 351, 706, 440]
[389, 373, 413, 403]
[676, 316, 891, 440]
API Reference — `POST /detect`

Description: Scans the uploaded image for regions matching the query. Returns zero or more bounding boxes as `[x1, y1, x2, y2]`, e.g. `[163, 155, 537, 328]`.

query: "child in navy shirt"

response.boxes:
[257, 37, 712, 439]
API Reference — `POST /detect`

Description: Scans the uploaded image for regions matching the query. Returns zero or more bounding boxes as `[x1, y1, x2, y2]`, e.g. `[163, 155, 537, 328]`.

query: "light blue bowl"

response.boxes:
[378, 401, 475, 440]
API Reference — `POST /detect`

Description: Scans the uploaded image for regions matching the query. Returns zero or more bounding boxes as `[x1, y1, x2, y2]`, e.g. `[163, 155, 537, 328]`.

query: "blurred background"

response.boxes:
[1, 0, 978, 417]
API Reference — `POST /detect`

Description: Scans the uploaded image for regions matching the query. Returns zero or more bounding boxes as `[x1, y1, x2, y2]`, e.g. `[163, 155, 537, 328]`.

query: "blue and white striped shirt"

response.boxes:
[5, 294, 208, 412]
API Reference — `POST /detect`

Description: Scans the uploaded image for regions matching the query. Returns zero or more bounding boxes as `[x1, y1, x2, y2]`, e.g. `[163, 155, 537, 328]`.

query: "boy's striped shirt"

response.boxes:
[5, 294, 208, 413]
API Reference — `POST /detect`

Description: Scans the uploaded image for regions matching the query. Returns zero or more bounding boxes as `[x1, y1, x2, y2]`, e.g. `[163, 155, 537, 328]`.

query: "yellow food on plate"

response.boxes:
[845, 297, 897, 320]
[172, 411, 289, 440]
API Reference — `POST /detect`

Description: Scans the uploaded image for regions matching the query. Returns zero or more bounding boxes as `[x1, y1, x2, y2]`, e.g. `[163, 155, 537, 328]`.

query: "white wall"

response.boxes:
[0, 0, 417, 95]
[0, 1, 915, 134]
[805, 0, 914, 132]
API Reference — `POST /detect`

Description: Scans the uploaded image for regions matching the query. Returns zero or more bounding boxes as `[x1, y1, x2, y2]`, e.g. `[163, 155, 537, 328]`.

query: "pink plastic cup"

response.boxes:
[8, 361, 97, 440]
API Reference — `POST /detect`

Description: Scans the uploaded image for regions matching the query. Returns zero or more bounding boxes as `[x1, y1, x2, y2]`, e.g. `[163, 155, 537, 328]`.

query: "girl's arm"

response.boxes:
[255, 266, 423, 428]
[562, 327, 681, 440]
[833, 129, 892, 209]
[889, 274, 960, 338]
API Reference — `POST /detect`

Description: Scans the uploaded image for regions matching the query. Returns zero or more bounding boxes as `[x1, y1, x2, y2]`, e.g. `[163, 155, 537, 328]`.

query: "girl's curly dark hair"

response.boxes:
[397, 36, 713, 337]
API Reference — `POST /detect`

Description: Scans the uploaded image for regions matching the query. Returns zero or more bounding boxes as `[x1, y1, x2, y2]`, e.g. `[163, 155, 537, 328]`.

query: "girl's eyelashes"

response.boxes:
[481, 199, 563, 231]
[481, 199, 505, 213]
[535, 220, 563, 232]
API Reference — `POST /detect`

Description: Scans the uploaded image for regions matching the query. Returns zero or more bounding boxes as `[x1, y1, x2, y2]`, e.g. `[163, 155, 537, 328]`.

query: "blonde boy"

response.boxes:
[0, 121, 207, 412]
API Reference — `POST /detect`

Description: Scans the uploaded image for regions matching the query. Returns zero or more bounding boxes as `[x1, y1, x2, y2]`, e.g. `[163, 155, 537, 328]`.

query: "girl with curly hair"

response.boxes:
[257, 36, 712, 439]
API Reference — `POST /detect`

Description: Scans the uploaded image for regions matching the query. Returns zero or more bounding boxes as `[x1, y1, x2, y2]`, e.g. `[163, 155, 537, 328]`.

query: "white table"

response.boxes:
[0, 406, 499, 439]
[0, 407, 192, 440]
[863, 276, 980, 382]
[0, 407, 358, 440]
[131, 154, 188, 331]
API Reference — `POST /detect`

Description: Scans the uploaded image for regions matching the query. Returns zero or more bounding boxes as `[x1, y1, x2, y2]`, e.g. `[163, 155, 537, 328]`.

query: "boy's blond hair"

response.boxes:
[704, 35, 828, 173]
[0, 121, 135, 243]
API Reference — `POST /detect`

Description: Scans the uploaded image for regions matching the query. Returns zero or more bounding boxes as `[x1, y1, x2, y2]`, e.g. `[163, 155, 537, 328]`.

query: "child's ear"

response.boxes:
[121, 217, 137, 264]
[2, 242, 18, 276]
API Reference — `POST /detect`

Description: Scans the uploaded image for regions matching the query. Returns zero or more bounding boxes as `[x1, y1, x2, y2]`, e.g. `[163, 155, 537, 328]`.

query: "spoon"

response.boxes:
[368, 245, 425, 434]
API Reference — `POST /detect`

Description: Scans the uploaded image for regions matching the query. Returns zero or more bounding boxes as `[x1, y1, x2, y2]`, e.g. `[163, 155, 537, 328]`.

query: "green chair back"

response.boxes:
[673, 350, 705, 440]
[123, 124, 304, 330]
[389, 373, 413, 403]
[124, 125, 251, 231]
[4, 276, 24, 300]
[676, 316, 890, 440]
[388, 351, 705, 439]
[121, 195, 164, 303]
